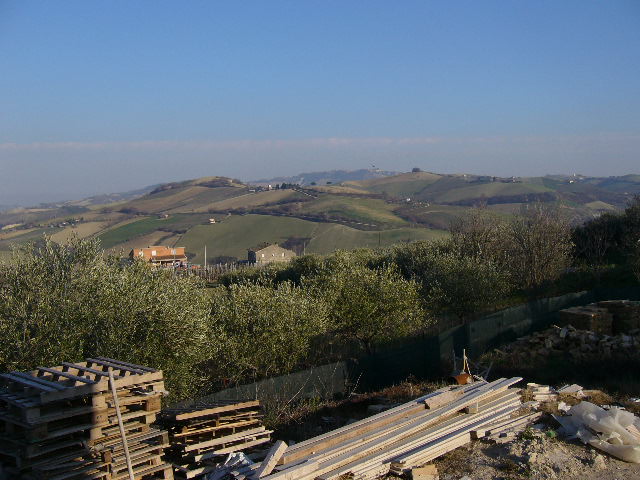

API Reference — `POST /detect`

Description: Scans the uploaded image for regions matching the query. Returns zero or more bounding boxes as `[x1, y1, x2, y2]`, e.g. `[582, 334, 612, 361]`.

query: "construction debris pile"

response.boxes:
[157, 401, 270, 479]
[0, 357, 173, 480]
[525, 383, 640, 464]
[211, 377, 528, 480]
[492, 324, 640, 365]
[485, 300, 640, 367]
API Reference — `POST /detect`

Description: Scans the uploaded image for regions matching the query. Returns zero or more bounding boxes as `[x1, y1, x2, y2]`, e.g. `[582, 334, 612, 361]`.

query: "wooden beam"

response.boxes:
[108, 369, 135, 480]
[255, 441, 288, 478]
[265, 380, 521, 480]
[85, 358, 146, 374]
[3, 372, 67, 391]
[94, 357, 157, 373]
[280, 382, 484, 464]
[36, 366, 98, 385]
[60, 362, 121, 378]
[281, 378, 519, 466]
[261, 461, 318, 480]
[320, 404, 518, 479]
[0, 373, 60, 392]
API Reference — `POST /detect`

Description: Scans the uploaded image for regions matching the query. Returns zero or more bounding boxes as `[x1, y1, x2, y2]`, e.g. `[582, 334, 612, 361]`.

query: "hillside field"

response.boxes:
[97, 214, 211, 249]
[1, 170, 638, 262]
[177, 214, 447, 262]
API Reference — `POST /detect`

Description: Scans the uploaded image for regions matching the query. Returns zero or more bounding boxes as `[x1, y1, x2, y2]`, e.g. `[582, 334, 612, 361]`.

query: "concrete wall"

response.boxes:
[182, 361, 348, 410]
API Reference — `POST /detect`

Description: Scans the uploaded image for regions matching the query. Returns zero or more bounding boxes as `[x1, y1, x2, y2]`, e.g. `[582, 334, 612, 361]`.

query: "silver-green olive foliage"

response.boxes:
[633, 243, 640, 282]
[310, 261, 426, 354]
[0, 236, 211, 400]
[208, 281, 329, 382]
[385, 240, 510, 322]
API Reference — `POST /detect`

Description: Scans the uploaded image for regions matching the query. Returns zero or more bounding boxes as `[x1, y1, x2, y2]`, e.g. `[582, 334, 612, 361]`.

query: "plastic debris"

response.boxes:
[564, 401, 640, 463]
[558, 401, 571, 413]
[206, 452, 255, 480]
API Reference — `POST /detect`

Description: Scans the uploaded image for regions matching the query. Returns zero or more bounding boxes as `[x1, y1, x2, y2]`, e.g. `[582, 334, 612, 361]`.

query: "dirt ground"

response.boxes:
[432, 428, 640, 480]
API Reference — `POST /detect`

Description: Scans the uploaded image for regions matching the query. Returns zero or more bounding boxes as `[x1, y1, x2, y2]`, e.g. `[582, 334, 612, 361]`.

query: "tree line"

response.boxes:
[0, 199, 638, 401]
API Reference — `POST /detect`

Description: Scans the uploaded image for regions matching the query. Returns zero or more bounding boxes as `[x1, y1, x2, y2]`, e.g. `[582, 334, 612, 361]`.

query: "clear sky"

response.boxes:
[1, 1, 639, 205]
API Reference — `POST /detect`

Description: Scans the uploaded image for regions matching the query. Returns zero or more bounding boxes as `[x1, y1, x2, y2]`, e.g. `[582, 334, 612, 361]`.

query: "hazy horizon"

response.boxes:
[3, 157, 640, 208]
[1, 1, 638, 206]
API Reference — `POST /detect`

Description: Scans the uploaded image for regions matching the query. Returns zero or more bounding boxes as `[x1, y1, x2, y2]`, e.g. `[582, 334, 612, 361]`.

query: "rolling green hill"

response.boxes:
[346, 171, 442, 197]
[177, 214, 446, 262]
[96, 214, 212, 249]
[1, 170, 638, 263]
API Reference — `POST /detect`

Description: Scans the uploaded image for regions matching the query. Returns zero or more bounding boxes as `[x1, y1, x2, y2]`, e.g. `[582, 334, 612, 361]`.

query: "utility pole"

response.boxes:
[204, 245, 207, 268]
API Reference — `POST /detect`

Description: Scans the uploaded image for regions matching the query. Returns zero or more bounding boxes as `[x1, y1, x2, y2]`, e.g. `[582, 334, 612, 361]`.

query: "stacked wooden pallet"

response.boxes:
[223, 377, 524, 480]
[0, 357, 173, 480]
[158, 400, 271, 479]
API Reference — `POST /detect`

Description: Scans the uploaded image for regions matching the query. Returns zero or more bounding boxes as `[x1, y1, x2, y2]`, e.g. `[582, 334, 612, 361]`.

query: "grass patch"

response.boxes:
[179, 214, 322, 263]
[118, 185, 246, 213]
[432, 181, 551, 204]
[97, 214, 210, 249]
[306, 224, 447, 254]
[0, 227, 63, 251]
[297, 196, 408, 227]
[269, 379, 445, 441]
[49, 221, 111, 243]
[200, 189, 301, 211]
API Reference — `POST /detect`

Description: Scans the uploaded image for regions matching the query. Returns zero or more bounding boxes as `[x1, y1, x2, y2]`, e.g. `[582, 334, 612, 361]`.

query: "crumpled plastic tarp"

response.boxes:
[206, 452, 255, 480]
[560, 401, 640, 463]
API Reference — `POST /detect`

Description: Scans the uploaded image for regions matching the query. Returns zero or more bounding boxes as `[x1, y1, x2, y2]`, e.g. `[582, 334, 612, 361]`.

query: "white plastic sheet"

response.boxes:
[565, 401, 640, 463]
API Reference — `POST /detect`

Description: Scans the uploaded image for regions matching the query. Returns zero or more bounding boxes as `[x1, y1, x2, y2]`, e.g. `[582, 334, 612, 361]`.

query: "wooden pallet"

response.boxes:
[158, 400, 269, 479]
[1, 391, 163, 427]
[0, 358, 173, 480]
[0, 405, 159, 444]
[0, 357, 164, 405]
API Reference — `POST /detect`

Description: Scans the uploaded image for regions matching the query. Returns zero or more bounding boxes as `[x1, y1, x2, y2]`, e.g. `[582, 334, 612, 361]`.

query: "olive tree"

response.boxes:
[504, 204, 573, 291]
[420, 251, 512, 321]
[310, 263, 426, 354]
[0, 236, 211, 400]
[381, 240, 511, 321]
[572, 213, 620, 270]
[632, 242, 640, 282]
[449, 208, 507, 262]
[208, 282, 329, 383]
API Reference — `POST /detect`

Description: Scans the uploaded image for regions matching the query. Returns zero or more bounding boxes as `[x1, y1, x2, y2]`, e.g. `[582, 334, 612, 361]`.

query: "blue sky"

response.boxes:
[0, 1, 639, 205]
